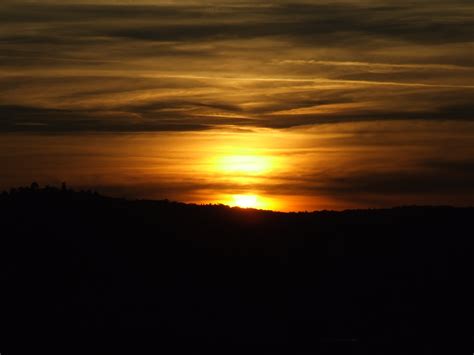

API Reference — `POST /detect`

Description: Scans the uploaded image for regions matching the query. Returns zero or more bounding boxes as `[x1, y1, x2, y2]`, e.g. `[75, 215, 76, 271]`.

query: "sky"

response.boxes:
[1, 0, 473, 211]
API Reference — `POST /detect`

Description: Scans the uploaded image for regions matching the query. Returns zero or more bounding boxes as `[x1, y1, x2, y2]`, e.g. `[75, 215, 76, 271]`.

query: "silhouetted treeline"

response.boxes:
[0, 185, 472, 354]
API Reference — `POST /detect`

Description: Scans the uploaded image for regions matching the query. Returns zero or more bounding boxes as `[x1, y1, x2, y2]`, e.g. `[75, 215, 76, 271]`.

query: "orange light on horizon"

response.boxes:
[232, 194, 258, 208]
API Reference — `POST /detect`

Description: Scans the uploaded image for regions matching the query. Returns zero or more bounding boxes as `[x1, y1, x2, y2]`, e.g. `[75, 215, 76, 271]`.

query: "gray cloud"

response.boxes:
[0, 0, 473, 132]
[2, 2, 473, 44]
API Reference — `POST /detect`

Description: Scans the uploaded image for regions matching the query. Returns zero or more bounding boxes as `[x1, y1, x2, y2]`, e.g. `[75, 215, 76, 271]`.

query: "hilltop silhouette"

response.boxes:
[0, 184, 472, 354]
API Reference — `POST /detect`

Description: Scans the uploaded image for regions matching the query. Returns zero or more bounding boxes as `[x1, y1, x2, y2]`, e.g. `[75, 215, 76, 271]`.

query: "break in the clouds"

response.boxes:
[2, 120, 474, 211]
[1, 0, 473, 132]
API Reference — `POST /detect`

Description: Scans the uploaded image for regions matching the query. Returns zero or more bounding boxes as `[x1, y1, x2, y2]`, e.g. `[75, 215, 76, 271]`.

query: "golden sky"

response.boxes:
[1, 0, 473, 210]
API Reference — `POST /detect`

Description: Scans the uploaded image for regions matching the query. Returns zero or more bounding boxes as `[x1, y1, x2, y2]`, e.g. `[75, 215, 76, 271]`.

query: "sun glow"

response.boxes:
[232, 194, 259, 209]
[217, 155, 272, 175]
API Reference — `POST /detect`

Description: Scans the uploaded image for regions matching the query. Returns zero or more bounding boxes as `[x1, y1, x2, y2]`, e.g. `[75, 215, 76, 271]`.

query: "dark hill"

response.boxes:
[0, 186, 472, 354]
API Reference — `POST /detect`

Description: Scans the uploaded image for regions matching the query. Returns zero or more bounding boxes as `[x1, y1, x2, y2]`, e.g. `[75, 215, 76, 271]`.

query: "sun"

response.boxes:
[232, 194, 258, 208]
[218, 155, 271, 175]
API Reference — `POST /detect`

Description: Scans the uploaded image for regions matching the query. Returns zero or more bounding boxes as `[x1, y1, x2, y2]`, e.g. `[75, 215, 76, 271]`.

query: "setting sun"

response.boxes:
[1, 0, 472, 349]
[232, 194, 259, 209]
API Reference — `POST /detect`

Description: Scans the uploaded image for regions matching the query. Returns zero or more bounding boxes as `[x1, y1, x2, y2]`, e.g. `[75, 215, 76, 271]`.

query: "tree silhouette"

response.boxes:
[0, 184, 470, 354]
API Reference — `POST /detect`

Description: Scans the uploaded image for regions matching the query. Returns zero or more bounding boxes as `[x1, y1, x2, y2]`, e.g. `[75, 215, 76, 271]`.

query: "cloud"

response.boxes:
[0, 0, 473, 132]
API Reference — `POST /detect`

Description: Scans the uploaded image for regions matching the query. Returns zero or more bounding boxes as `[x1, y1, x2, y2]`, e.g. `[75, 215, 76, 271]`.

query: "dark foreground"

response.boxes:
[0, 186, 472, 354]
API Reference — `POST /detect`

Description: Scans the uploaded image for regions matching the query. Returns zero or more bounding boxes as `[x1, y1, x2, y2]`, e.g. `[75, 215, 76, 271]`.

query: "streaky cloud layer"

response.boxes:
[1, 0, 473, 132]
